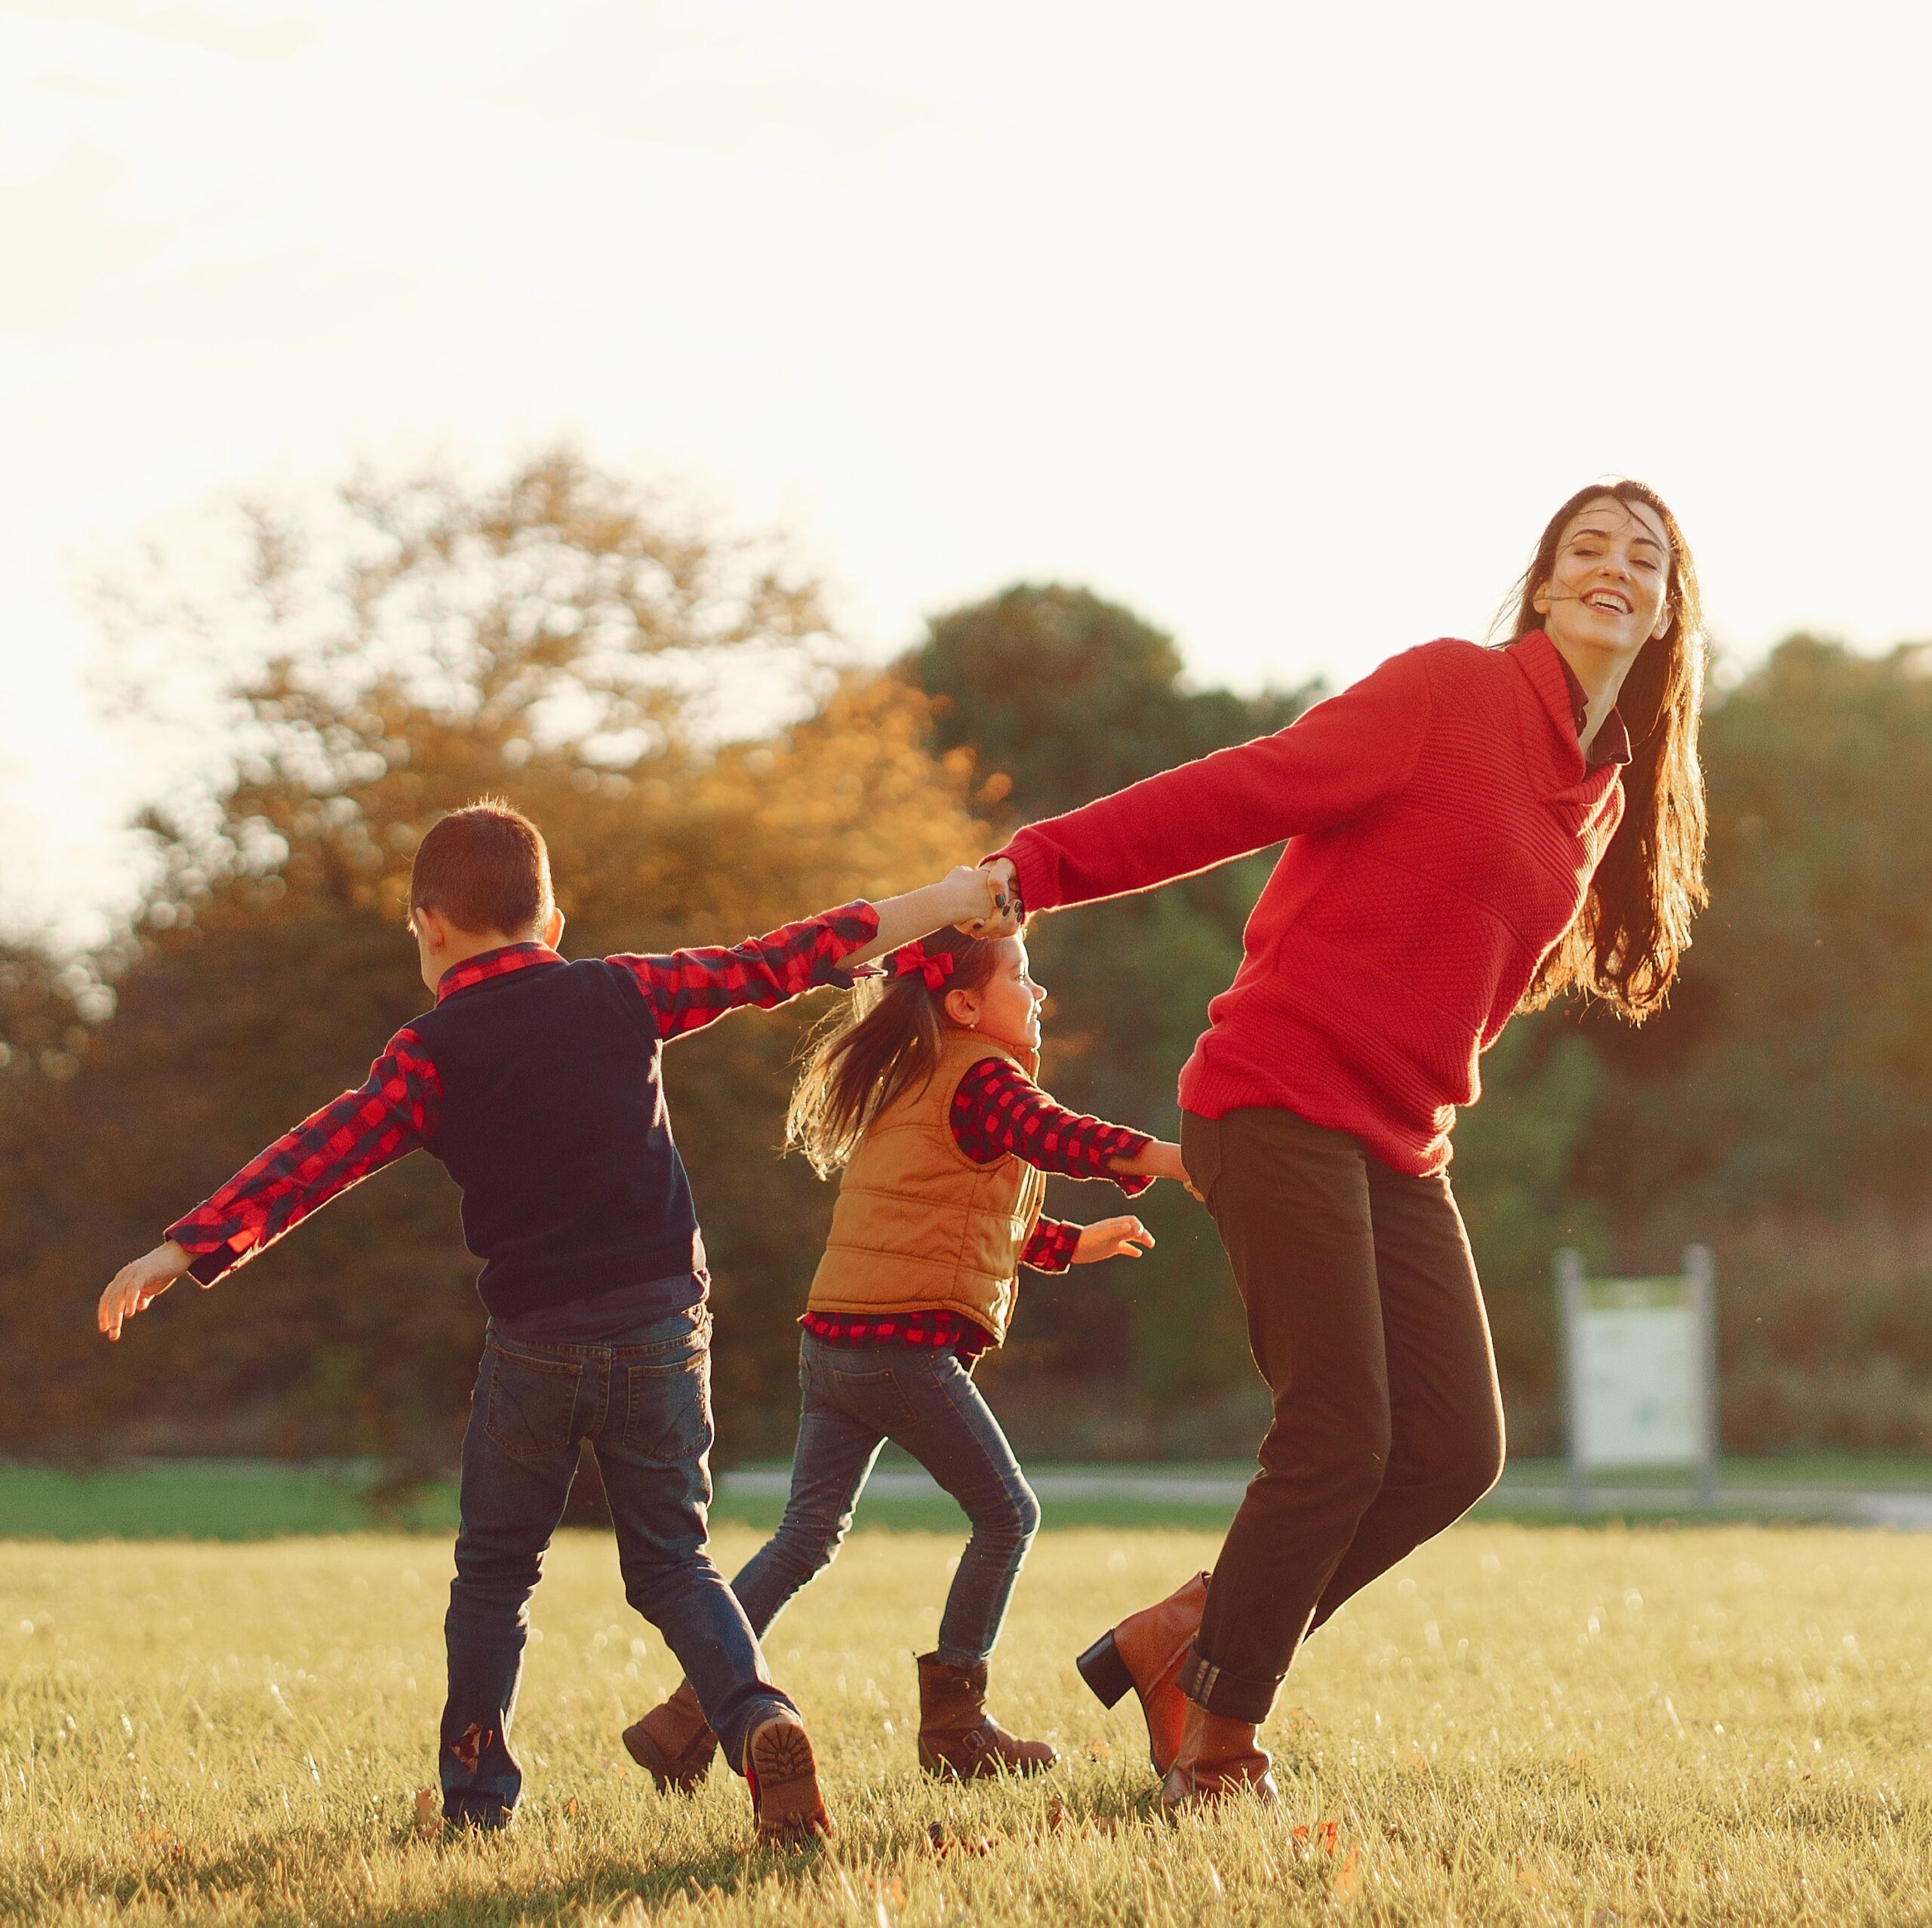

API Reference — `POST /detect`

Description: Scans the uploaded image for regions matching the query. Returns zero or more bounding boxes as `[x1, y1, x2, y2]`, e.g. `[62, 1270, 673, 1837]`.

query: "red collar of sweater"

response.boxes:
[1512, 629, 1632, 773]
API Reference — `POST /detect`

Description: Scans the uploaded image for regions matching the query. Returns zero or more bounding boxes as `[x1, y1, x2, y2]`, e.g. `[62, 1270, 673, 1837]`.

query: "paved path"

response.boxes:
[717, 1465, 1932, 1527]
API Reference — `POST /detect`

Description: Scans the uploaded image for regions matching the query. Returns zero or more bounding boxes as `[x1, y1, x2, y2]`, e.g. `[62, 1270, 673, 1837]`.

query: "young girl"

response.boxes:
[621, 921, 1187, 1786]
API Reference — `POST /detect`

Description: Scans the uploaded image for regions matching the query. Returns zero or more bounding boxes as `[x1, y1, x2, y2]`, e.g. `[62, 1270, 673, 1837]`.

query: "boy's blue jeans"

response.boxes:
[439, 1305, 792, 1825]
[728, 1332, 1041, 1668]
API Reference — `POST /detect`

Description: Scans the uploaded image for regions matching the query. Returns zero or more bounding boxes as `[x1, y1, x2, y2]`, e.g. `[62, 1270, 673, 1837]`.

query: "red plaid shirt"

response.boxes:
[801, 1055, 1152, 1355]
[166, 905, 877, 1283]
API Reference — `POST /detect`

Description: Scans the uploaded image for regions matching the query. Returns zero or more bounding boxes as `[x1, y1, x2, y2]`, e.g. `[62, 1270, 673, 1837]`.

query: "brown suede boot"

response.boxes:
[1158, 1699, 1279, 1813]
[743, 1708, 833, 1844]
[621, 1679, 718, 1794]
[1075, 1570, 1210, 1776]
[915, 1653, 1059, 1779]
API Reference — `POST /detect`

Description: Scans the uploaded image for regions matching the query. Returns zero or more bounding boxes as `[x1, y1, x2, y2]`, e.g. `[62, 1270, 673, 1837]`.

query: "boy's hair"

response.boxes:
[786, 924, 1018, 1179]
[409, 801, 554, 937]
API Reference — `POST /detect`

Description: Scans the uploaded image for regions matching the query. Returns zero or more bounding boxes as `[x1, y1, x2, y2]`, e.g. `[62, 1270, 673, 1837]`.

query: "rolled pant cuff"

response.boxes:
[934, 1643, 993, 1671]
[1178, 1646, 1280, 1724]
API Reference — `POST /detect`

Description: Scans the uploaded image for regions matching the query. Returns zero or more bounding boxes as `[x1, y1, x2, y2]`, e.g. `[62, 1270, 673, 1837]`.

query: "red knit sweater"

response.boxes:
[996, 632, 1630, 1176]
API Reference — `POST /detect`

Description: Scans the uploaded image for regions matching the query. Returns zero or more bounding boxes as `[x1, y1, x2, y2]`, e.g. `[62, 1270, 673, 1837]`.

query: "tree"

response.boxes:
[1577, 635, 1932, 1235]
[909, 582, 1313, 826]
[0, 449, 983, 1464]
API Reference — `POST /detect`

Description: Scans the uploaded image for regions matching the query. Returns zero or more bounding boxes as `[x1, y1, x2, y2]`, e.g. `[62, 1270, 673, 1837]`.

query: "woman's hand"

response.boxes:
[1071, 1216, 1155, 1264]
[955, 858, 1022, 939]
[97, 1241, 195, 1341]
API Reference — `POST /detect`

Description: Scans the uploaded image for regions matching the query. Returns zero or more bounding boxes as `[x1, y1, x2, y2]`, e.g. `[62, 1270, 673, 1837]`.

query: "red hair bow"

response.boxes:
[888, 939, 955, 992]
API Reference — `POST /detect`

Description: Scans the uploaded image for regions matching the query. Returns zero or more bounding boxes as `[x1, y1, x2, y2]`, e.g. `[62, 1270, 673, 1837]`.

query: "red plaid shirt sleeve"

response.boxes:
[949, 1056, 1154, 1194]
[1022, 1216, 1081, 1274]
[608, 901, 879, 1041]
[164, 1029, 441, 1285]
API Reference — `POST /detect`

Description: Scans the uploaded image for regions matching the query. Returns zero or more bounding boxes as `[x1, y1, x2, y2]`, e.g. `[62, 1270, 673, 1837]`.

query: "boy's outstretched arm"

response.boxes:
[94, 1029, 441, 1341]
[614, 870, 999, 1040]
[845, 868, 1002, 967]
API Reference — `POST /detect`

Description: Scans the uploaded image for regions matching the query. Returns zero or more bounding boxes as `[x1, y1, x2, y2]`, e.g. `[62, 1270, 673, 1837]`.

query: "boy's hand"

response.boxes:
[854, 867, 1004, 968]
[1072, 1216, 1155, 1265]
[97, 1241, 195, 1341]
[938, 864, 1001, 930]
[958, 858, 1022, 939]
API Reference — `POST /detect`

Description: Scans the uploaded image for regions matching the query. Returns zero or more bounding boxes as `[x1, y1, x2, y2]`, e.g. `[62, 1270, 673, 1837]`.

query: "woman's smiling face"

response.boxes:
[1533, 494, 1673, 667]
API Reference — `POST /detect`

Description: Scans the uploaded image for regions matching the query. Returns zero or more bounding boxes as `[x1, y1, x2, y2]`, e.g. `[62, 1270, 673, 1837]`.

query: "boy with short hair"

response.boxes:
[97, 799, 998, 1842]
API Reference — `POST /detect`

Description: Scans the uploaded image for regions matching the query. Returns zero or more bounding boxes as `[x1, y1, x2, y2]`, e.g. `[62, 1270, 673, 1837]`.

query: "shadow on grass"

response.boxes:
[33, 1776, 1189, 1928]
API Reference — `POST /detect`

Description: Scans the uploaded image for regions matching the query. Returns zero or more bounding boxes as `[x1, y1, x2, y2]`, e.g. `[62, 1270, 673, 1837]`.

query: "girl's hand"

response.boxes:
[1072, 1216, 1155, 1265]
[1110, 1139, 1198, 1194]
[956, 858, 1022, 939]
[97, 1241, 195, 1341]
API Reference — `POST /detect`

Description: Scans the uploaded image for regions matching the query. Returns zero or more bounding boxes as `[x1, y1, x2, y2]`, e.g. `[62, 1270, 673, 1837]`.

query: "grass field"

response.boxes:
[9, 1453, 1932, 1542]
[6, 1524, 1932, 1925]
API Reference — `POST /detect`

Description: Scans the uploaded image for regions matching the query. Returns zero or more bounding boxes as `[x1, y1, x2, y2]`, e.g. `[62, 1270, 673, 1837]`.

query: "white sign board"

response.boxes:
[1558, 1247, 1718, 1503]
[1571, 1280, 1701, 1466]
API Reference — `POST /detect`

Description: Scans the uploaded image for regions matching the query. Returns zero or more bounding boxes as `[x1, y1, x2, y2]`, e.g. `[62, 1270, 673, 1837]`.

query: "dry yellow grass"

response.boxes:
[4, 1521, 1931, 1924]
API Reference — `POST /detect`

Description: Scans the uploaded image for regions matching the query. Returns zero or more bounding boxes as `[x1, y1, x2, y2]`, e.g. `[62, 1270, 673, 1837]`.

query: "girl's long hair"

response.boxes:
[1503, 478, 1708, 1022]
[786, 925, 1013, 1177]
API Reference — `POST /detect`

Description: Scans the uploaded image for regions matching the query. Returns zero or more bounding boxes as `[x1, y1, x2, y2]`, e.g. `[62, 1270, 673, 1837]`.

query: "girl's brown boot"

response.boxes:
[621, 1679, 718, 1794]
[915, 1653, 1058, 1778]
[1158, 1700, 1279, 1813]
[1075, 1570, 1210, 1775]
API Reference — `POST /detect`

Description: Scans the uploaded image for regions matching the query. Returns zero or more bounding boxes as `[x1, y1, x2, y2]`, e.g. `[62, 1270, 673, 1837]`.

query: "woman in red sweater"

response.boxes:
[976, 481, 1709, 1809]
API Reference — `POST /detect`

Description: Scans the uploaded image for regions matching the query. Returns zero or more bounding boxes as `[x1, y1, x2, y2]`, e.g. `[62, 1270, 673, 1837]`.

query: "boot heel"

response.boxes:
[1075, 1630, 1134, 1708]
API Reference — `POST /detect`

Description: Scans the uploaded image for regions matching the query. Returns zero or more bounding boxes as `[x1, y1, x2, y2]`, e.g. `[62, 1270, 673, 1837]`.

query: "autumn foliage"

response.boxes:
[5, 450, 1932, 1466]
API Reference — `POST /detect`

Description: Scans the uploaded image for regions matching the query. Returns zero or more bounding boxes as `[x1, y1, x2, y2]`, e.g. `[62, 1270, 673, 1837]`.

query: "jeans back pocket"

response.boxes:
[483, 1345, 583, 1465]
[818, 1358, 920, 1431]
[622, 1351, 714, 1468]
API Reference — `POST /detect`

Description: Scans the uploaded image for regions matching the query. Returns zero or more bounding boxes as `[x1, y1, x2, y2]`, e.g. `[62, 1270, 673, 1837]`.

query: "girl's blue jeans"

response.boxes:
[729, 1331, 1041, 1668]
[438, 1305, 793, 1826]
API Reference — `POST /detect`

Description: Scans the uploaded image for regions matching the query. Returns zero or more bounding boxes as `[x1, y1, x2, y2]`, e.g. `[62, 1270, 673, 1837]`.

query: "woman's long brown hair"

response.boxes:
[786, 926, 1012, 1177]
[1503, 479, 1708, 1022]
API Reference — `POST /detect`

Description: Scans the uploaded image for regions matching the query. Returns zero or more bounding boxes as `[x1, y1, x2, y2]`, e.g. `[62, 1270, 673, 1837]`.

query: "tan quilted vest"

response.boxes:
[806, 1032, 1048, 1345]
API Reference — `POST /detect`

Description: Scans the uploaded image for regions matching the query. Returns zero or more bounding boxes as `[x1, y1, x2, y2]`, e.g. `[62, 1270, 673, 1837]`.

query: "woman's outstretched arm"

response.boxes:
[989, 644, 1432, 915]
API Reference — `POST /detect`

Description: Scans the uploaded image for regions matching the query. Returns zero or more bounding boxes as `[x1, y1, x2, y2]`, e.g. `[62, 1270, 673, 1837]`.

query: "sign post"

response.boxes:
[1557, 1244, 1718, 1510]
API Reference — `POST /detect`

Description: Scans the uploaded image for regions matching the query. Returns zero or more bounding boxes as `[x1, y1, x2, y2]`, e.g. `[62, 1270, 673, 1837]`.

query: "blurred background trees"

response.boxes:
[0, 449, 983, 1466]
[5, 449, 1932, 1469]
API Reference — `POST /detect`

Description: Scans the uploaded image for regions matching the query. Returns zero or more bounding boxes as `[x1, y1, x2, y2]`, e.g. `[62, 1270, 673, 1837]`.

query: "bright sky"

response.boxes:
[3, 0, 1928, 939]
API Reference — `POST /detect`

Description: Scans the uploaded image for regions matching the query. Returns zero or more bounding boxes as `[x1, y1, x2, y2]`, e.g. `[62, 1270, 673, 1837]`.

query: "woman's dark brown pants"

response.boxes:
[1176, 1107, 1506, 1723]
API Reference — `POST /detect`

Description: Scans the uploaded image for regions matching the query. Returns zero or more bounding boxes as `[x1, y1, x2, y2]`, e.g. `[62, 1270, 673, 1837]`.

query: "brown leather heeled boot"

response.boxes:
[1075, 1570, 1210, 1775]
[621, 1678, 718, 1794]
[1158, 1699, 1279, 1812]
[915, 1653, 1059, 1779]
